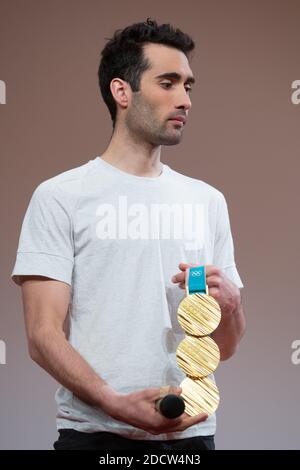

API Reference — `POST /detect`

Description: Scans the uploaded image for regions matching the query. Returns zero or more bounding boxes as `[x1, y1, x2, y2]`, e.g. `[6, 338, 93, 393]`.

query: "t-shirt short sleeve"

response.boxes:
[11, 182, 74, 286]
[213, 192, 244, 289]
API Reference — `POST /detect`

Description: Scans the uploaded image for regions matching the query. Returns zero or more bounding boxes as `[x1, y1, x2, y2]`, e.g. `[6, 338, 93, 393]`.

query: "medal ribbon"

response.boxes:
[186, 265, 208, 296]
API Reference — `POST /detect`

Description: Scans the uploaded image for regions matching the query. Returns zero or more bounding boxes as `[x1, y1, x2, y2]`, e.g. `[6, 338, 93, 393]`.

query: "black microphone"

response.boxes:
[155, 394, 185, 419]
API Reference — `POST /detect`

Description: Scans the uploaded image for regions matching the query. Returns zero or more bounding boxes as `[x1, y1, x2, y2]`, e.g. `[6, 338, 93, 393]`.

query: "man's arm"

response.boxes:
[210, 288, 245, 361]
[21, 275, 207, 435]
[21, 276, 116, 410]
[172, 263, 246, 360]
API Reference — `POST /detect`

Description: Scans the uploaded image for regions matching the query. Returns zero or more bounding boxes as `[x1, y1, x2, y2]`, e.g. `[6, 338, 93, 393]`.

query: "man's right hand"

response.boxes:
[103, 386, 208, 435]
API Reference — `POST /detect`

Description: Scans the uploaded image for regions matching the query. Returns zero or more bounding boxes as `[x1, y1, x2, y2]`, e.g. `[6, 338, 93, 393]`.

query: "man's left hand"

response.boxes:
[171, 262, 241, 318]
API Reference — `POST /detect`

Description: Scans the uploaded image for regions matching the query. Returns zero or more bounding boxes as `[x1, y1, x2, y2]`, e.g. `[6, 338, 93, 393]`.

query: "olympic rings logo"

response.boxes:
[190, 270, 202, 277]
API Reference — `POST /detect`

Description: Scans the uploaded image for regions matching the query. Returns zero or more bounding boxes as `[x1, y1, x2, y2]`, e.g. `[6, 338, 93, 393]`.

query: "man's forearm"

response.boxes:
[211, 302, 246, 361]
[29, 327, 117, 412]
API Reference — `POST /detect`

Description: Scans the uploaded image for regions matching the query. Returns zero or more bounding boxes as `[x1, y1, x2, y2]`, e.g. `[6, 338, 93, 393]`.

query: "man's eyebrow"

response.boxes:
[155, 72, 195, 84]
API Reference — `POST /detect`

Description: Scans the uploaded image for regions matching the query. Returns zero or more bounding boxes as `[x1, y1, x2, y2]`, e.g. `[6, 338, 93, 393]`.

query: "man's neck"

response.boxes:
[100, 126, 163, 178]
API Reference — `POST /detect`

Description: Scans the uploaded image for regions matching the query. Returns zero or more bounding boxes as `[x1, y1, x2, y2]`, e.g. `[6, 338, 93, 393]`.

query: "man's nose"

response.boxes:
[176, 89, 192, 111]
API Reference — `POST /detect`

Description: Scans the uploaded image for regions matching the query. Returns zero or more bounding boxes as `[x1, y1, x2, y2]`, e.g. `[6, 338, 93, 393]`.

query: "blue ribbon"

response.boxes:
[188, 265, 207, 295]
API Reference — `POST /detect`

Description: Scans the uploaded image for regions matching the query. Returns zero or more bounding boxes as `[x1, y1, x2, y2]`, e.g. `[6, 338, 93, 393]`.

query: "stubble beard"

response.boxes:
[125, 93, 183, 146]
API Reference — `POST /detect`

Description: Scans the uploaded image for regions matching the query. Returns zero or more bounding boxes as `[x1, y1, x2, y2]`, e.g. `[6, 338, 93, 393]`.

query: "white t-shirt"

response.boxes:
[11, 156, 244, 440]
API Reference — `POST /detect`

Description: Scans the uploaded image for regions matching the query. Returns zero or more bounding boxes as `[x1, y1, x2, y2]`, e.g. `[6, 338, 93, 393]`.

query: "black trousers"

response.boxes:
[54, 429, 215, 451]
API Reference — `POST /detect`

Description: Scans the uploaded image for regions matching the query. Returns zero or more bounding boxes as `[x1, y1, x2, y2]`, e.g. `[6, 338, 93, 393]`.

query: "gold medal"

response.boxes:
[180, 376, 220, 416]
[176, 335, 220, 378]
[177, 293, 221, 336]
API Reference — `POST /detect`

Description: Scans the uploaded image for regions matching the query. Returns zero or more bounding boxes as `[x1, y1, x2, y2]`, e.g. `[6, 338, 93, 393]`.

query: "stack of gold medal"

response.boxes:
[176, 265, 222, 416]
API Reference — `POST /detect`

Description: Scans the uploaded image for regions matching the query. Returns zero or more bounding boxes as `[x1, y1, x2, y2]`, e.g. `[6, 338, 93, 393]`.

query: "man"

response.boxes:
[11, 18, 245, 451]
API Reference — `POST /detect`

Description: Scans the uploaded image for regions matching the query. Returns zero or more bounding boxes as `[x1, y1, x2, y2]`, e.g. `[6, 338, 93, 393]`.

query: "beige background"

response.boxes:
[1, 0, 299, 449]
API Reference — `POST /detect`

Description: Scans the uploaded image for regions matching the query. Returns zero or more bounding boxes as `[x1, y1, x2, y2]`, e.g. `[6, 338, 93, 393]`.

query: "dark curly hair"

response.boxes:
[98, 18, 195, 127]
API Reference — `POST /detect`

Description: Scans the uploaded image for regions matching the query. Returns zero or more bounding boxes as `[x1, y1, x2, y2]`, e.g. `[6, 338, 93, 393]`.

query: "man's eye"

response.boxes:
[161, 82, 192, 93]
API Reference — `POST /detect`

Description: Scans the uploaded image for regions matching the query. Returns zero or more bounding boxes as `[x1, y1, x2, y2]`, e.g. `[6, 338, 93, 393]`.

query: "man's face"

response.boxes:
[124, 43, 194, 146]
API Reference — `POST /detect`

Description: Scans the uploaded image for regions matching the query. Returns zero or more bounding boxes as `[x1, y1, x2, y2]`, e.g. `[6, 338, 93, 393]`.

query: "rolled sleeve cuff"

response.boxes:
[221, 264, 244, 289]
[11, 252, 74, 286]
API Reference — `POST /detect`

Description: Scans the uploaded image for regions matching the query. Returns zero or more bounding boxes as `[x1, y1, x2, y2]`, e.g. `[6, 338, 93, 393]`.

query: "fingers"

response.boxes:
[171, 272, 186, 284]
[171, 263, 197, 285]
[178, 413, 208, 431]
[182, 412, 208, 427]
[178, 262, 199, 271]
[172, 264, 222, 286]
[166, 412, 208, 432]
[165, 386, 182, 397]
[144, 386, 182, 402]
[178, 263, 220, 275]
[154, 412, 208, 435]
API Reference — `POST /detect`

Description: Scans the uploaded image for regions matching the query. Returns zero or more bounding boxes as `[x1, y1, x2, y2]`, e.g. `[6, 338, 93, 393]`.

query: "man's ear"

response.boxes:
[110, 78, 131, 110]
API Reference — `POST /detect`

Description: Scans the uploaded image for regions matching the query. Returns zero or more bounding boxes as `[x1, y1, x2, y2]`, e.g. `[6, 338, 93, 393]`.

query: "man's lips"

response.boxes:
[168, 116, 186, 125]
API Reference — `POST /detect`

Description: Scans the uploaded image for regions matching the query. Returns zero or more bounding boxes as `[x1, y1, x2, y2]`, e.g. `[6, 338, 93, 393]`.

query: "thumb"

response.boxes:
[166, 386, 182, 396]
